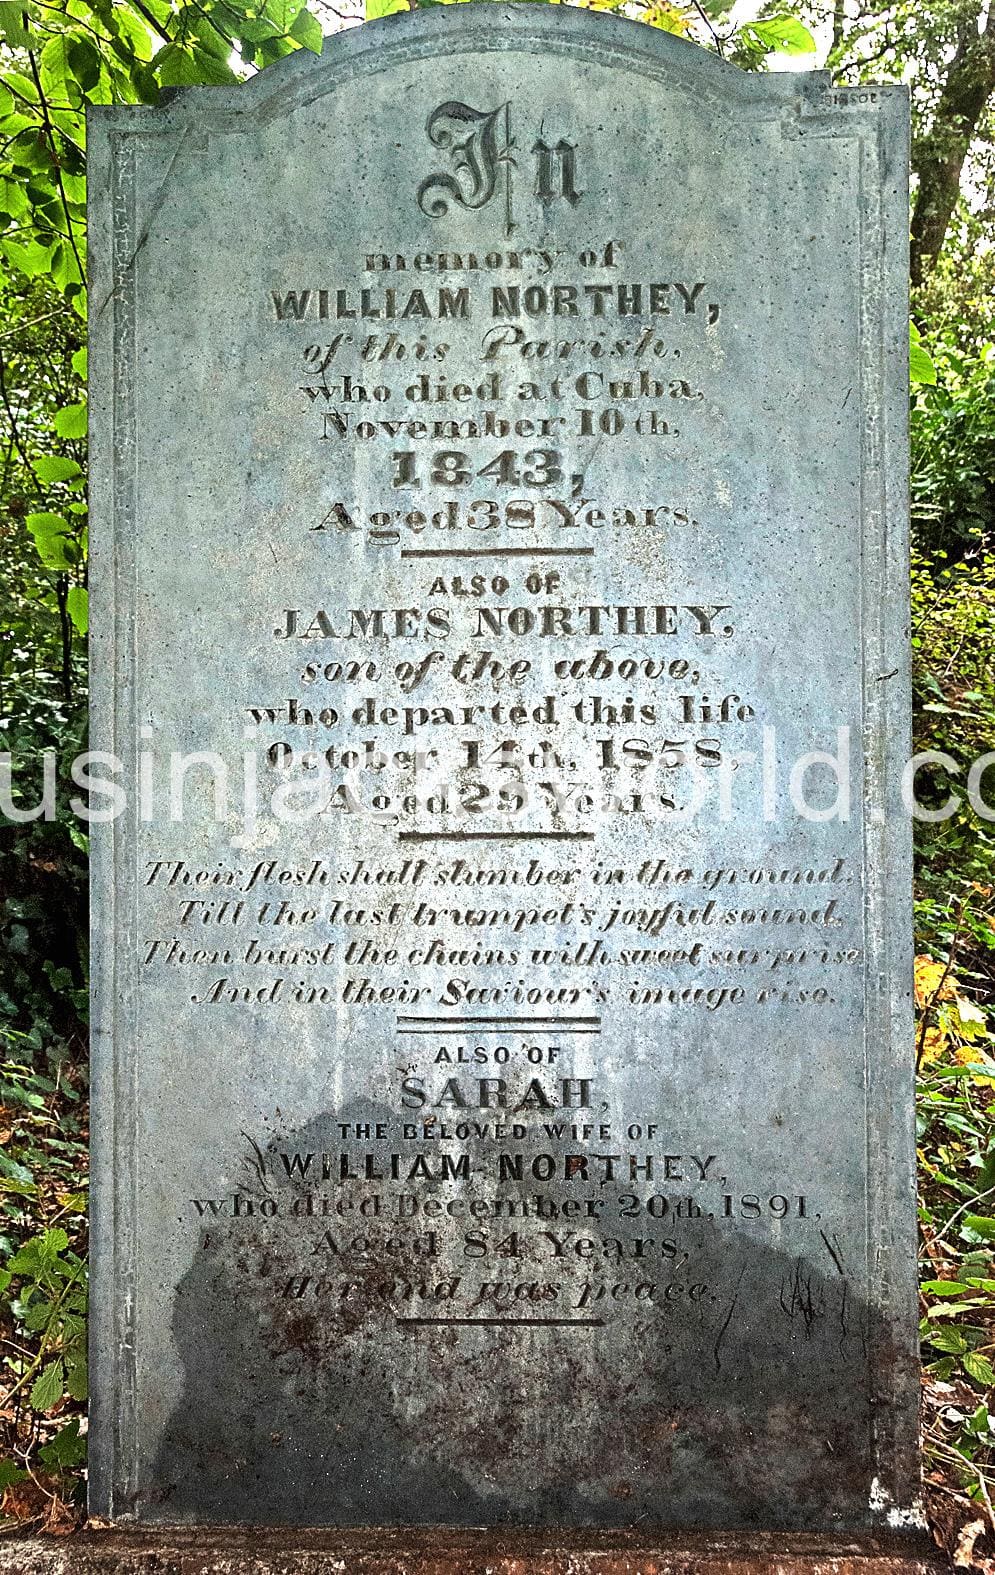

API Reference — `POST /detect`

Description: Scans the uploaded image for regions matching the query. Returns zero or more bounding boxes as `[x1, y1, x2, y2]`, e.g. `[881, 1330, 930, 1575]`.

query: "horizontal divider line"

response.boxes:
[396, 1015, 601, 1024]
[397, 831, 595, 841]
[396, 1027, 600, 1035]
[396, 1317, 604, 1328]
[399, 547, 594, 559]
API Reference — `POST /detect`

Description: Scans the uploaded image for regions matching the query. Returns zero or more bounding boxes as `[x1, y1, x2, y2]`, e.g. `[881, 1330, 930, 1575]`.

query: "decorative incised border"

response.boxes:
[107, 127, 140, 1520]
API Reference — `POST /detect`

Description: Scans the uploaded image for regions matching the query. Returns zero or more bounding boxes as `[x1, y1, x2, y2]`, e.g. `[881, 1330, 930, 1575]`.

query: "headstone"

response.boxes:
[87, 6, 919, 1533]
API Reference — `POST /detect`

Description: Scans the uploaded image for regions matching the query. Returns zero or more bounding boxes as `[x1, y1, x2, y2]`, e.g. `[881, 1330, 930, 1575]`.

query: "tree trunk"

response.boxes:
[911, 11, 995, 286]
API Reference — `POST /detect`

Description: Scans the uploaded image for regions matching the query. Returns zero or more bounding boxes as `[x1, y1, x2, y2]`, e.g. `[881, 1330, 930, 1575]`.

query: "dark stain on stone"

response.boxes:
[147, 1099, 911, 1531]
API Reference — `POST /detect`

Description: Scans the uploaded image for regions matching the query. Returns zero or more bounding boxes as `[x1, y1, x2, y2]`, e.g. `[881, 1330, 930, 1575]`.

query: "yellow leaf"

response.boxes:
[952, 1041, 995, 1088]
[55, 1190, 88, 1212]
[915, 955, 954, 1008]
[642, 0, 694, 34]
[954, 993, 987, 1026]
[918, 1027, 947, 1066]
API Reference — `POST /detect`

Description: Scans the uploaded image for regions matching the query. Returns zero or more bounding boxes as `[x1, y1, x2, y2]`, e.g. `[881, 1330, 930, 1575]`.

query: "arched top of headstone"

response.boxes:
[139, 3, 830, 130]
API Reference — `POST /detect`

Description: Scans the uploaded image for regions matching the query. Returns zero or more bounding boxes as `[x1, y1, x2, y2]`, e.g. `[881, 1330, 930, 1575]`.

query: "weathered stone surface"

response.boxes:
[0, 1530, 950, 1575]
[87, 3, 916, 1534]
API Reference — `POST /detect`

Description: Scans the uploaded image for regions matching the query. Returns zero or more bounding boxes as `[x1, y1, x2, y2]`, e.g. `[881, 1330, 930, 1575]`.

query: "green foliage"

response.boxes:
[910, 539, 995, 971]
[0, 1058, 88, 1525]
[917, 1014, 995, 1502]
[911, 321, 937, 386]
[910, 334, 995, 1047]
[912, 339, 995, 561]
[395, 0, 817, 62]
[38, 1420, 86, 1468]
[912, 489, 995, 1515]
[0, 277, 87, 728]
[915, 206, 995, 364]
[730, 11, 815, 65]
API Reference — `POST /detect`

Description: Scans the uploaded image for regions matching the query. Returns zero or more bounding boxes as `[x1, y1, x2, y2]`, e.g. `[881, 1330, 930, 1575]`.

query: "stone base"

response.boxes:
[0, 1529, 949, 1575]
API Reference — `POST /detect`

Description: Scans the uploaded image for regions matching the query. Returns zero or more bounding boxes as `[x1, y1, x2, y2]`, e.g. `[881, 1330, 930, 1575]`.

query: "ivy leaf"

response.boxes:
[40, 35, 81, 109]
[66, 1355, 88, 1402]
[256, 35, 296, 63]
[33, 455, 82, 484]
[39, 1419, 86, 1467]
[290, 7, 324, 50]
[0, 176, 28, 218]
[923, 1326, 968, 1354]
[68, 36, 102, 95]
[61, 172, 87, 206]
[744, 14, 816, 53]
[71, 346, 87, 380]
[189, 13, 235, 61]
[54, 402, 87, 440]
[0, 112, 35, 142]
[29, 1359, 65, 1414]
[155, 43, 237, 86]
[25, 512, 76, 571]
[67, 586, 88, 636]
[154, 44, 205, 86]
[962, 1215, 995, 1240]
[0, 5, 37, 49]
[0, 1156, 36, 1188]
[36, 1222, 70, 1260]
[52, 240, 86, 294]
[114, 5, 157, 65]
[366, 0, 408, 17]
[0, 1460, 28, 1491]
[2, 239, 55, 279]
[963, 1351, 995, 1387]
[189, 46, 238, 84]
[921, 1279, 973, 1296]
[911, 321, 937, 385]
[260, 0, 303, 29]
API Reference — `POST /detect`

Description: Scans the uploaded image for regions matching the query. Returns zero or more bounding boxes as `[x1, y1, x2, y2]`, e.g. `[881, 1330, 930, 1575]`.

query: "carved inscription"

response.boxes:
[417, 101, 582, 238]
[136, 134, 867, 1339]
